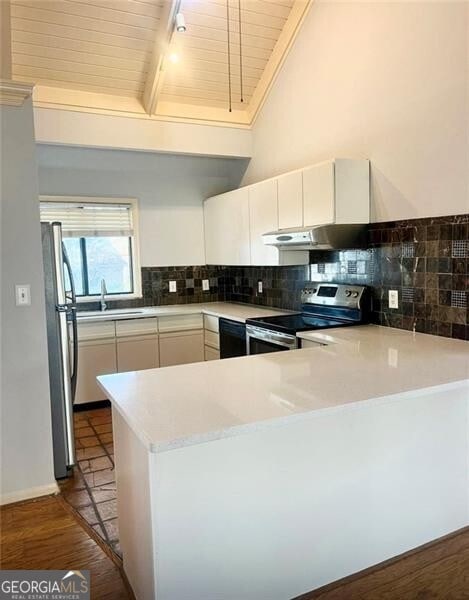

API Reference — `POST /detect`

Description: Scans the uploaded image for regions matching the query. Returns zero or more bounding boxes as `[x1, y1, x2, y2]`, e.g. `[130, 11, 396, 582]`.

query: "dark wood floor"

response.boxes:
[3, 494, 468, 600]
[0, 495, 132, 600]
[295, 527, 469, 600]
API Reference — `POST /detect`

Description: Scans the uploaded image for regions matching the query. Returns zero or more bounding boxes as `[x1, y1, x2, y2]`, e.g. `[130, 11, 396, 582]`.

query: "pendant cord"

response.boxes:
[238, 0, 243, 103]
[226, 0, 232, 112]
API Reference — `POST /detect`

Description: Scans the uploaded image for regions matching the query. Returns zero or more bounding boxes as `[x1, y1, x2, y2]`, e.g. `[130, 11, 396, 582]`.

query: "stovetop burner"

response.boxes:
[246, 283, 370, 336]
[245, 283, 370, 355]
[246, 313, 352, 335]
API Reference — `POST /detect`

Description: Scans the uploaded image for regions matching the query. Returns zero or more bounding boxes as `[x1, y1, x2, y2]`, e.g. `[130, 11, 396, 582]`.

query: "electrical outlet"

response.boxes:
[257, 280, 263, 294]
[202, 279, 210, 291]
[169, 280, 177, 293]
[388, 290, 399, 309]
[388, 348, 398, 368]
[15, 284, 31, 306]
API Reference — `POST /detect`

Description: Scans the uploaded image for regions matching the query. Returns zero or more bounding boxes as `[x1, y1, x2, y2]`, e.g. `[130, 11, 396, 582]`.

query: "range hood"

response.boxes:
[262, 224, 368, 251]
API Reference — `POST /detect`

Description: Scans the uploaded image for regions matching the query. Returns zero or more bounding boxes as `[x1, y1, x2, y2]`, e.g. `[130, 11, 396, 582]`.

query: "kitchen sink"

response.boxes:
[77, 309, 147, 320]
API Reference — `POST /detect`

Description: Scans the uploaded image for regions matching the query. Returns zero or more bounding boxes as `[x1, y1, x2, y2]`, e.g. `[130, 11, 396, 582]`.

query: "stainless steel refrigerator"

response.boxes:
[42, 222, 78, 479]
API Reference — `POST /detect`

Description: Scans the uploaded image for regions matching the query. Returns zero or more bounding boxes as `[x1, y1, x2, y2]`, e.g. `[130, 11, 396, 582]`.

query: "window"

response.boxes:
[40, 197, 141, 301]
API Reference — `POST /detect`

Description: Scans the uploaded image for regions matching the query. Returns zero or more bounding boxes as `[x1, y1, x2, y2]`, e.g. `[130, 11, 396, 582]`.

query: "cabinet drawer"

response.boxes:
[158, 314, 203, 333]
[115, 318, 158, 338]
[203, 314, 219, 333]
[205, 346, 220, 361]
[77, 320, 115, 341]
[204, 329, 219, 350]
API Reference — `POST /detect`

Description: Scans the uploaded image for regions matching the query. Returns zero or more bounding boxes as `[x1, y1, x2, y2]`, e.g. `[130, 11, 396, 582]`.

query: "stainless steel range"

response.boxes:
[246, 283, 370, 355]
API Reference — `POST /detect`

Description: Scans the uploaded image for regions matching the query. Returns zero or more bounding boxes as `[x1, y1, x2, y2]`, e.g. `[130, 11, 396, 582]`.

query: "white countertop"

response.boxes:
[98, 325, 469, 453]
[77, 302, 292, 323]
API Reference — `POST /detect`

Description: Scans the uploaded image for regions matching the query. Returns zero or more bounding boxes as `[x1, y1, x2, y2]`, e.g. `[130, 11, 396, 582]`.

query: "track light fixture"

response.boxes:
[175, 12, 186, 32]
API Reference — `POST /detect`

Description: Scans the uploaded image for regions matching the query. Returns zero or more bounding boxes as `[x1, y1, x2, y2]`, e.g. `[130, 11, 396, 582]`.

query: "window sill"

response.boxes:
[76, 294, 143, 303]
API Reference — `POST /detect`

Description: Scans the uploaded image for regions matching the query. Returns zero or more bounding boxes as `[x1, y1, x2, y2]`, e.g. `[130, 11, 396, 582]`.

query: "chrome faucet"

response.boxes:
[100, 278, 108, 312]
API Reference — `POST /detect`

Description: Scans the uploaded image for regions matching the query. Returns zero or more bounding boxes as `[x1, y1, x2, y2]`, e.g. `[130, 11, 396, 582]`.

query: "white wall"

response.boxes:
[37, 146, 247, 267]
[0, 98, 56, 503]
[34, 107, 252, 159]
[244, 1, 469, 222]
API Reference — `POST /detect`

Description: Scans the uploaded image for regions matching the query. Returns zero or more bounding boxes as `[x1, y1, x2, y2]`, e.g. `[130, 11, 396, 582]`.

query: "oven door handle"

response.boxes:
[268, 333, 294, 344]
[246, 327, 297, 351]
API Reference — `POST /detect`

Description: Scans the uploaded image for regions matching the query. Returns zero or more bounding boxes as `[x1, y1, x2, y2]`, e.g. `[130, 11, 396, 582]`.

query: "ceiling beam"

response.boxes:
[142, 0, 181, 116]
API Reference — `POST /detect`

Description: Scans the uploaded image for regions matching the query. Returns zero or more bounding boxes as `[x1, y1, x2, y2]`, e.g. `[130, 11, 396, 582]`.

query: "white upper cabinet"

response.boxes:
[249, 179, 279, 266]
[303, 161, 335, 226]
[203, 158, 369, 266]
[204, 187, 250, 265]
[333, 159, 370, 223]
[278, 170, 303, 230]
[303, 159, 369, 227]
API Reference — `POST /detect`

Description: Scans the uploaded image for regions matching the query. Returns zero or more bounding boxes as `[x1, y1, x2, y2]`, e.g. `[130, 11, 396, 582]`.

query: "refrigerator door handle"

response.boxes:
[69, 306, 78, 402]
[62, 245, 78, 402]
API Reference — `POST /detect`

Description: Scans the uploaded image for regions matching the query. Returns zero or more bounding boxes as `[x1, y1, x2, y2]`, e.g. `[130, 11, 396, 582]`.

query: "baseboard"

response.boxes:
[74, 399, 111, 412]
[0, 482, 60, 506]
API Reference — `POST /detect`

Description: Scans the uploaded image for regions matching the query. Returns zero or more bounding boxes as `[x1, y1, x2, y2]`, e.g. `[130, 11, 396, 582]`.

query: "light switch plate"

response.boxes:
[388, 348, 398, 368]
[169, 280, 177, 293]
[258, 280, 263, 293]
[202, 279, 210, 291]
[15, 284, 31, 306]
[388, 290, 399, 309]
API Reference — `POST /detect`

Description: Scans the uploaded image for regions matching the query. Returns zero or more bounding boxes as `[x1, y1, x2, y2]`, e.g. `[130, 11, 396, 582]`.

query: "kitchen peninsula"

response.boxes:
[99, 326, 469, 600]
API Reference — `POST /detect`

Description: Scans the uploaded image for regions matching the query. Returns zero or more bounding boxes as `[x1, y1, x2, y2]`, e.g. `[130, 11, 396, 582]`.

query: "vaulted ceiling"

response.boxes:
[9, 0, 310, 125]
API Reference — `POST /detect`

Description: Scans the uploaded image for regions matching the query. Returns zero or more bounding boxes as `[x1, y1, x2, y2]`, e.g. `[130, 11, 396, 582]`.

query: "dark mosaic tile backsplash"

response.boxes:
[78, 214, 468, 341]
[368, 214, 468, 340]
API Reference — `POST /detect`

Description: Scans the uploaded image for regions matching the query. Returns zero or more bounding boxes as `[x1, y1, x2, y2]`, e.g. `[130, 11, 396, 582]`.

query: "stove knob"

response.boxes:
[345, 290, 352, 297]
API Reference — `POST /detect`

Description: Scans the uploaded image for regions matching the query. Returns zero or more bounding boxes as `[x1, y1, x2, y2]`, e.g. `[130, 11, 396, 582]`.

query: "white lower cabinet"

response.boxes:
[117, 337, 159, 372]
[204, 346, 220, 361]
[116, 318, 159, 373]
[203, 314, 220, 361]
[159, 331, 205, 367]
[76, 314, 214, 403]
[75, 339, 117, 405]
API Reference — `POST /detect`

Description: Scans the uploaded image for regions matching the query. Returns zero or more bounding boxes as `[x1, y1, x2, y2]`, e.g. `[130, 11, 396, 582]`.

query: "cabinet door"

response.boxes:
[303, 161, 335, 226]
[159, 332, 205, 367]
[278, 170, 303, 230]
[205, 346, 220, 361]
[204, 188, 250, 265]
[75, 340, 117, 405]
[117, 336, 159, 373]
[249, 179, 279, 266]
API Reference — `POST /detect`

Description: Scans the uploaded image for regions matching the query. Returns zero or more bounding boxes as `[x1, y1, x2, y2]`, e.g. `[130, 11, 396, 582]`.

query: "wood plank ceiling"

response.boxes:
[9, 0, 309, 125]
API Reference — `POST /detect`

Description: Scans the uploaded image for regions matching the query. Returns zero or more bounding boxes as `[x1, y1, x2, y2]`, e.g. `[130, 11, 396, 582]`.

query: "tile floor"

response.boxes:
[59, 406, 121, 557]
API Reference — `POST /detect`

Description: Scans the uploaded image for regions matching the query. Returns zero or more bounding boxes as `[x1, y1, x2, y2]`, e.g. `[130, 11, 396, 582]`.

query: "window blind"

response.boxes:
[40, 201, 134, 238]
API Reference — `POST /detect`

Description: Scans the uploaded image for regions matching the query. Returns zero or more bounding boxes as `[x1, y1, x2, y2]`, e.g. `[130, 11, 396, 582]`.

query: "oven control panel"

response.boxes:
[301, 283, 366, 308]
